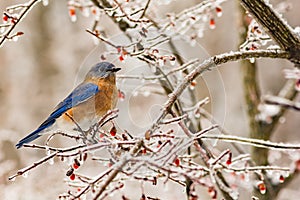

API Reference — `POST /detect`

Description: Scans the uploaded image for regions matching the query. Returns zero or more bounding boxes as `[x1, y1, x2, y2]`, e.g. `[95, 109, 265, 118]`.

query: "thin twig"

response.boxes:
[92, 139, 144, 199]
[8, 152, 57, 180]
[0, 0, 40, 47]
[263, 94, 300, 111]
[200, 134, 300, 150]
[148, 49, 290, 135]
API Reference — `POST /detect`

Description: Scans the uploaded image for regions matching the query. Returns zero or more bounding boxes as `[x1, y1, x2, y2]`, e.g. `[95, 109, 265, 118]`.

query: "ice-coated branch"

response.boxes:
[92, 139, 144, 199]
[240, 0, 300, 64]
[0, 0, 40, 47]
[200, 134, 300, 150]
[263, 94, 300, 111]
[149, 49, 290, 135]
[8, 152, 58, 181]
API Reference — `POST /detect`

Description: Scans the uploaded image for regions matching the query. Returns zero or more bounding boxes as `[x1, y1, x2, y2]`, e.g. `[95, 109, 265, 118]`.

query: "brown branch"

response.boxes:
[146, 48, 290, 200]
[92, 0, 131, 31]
[237, 2, 273, 198]
[140, 0, 151, 19]
[240, 0, 300, 64]
[92, 139, 144, 199]
[199, 134, 300, 150]
[113, 0, 150, 23]
[72, 168, 113, 199]
[8, 152, 58, 181]
[149, 49, 290, 135]
[263, 94, 300, 111]
[261, 80, 297, 136]
[0, 0, 40, 47]
[90, 0, 104, 9]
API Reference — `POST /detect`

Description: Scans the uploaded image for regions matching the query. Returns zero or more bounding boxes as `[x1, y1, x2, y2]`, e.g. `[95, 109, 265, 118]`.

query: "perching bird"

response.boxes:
[16, 62, 121, 148]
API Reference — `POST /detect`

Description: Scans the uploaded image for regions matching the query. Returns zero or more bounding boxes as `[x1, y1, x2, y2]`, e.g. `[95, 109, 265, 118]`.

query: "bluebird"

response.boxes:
[16, 62, 121, 148]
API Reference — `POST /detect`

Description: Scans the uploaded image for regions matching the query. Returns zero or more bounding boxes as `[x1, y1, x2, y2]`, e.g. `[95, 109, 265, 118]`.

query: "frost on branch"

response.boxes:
[9, 113, 294, 200]
[3, 0, 300, 199]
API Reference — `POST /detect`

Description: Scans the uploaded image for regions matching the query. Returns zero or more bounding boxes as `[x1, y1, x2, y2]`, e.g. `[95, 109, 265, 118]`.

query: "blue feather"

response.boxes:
[16, 82, 99, 148]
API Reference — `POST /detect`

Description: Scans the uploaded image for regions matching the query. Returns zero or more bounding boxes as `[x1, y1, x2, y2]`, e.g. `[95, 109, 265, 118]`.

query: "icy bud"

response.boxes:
[69, 6, 77, 22]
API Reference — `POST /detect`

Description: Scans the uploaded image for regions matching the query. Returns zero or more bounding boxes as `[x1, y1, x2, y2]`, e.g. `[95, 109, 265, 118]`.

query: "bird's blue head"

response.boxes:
[85, 62, 121, 79]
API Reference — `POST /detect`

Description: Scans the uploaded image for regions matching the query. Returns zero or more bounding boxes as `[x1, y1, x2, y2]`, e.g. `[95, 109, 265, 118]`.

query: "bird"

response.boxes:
[16, 62, 121, 148]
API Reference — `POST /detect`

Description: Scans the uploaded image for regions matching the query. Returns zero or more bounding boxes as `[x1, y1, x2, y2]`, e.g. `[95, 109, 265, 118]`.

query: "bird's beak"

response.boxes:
[111, 68, 121, 72]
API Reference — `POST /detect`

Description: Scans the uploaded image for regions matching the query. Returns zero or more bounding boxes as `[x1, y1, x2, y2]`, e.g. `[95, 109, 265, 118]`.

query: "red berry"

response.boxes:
[110, 126, 117, 136]
[257, 181, 266, 194]
[141, 148, 147, 154]
[240, 173, 245, 180]
[73, 163, 79, 169]
[70, 173, 75, 180]
[16, 31, 24, 36]
[69, 7, 77, 22]
[208, 187, 217, 199]
[3, 14, 8, 22]
[226, 152, 232, 165]
[279, 175, 284, 183]
[190, 80, 197, 87]
[91, 7, 97, 15]
[107, 162, 113, 167]
[117, 46, 122, 53]
[208, 187, 214, 193]
[226, 160, 232, 165]
[119, 55, 124, 62]
[99, 133, 105, 138]
[118, 90, 125, 100]
[226, 158, 232, 165]
[94, 29, 100, 37]
[69, 7, 76, 16]
[215, 6, 223, 17]
[174, 158, 180, 166]
[209, 18, 216, 29]
[73, 159, 80, 169]
[216, 6, 222, 13]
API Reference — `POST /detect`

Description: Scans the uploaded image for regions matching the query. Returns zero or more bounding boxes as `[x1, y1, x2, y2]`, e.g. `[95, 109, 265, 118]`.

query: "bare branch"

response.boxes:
[263, 94, 300, 111]
[149, 49, 290, 135]
[240, 0, 300, 63]
[0, 0, 40, 47]
[200, 134, 300, 150]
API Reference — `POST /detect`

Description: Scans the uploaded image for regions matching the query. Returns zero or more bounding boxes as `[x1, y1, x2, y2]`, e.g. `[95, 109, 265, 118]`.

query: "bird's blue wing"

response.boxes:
[49, 82, 99, 119]
[16, 82, 99, 148]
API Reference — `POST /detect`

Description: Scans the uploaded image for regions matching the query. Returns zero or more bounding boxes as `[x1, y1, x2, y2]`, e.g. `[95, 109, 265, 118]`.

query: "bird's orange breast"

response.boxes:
[62, 75, 118, 126]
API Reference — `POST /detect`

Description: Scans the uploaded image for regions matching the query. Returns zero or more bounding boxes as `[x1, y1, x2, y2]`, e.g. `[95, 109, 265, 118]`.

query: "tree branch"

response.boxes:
[240, 0, 300, 64]
[199, 134, 300, 150]
[149, 49, 290, 134]
[263, 94, 300, 111]
[0, 0, 40, 47]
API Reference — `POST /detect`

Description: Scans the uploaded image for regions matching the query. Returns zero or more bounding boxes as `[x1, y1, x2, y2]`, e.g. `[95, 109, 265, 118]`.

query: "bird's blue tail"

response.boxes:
[16, 82, 100, 148]
[16, 118, 56, 148]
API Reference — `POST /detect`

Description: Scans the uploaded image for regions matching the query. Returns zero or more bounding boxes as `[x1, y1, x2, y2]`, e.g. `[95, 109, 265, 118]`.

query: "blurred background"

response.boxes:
[0, 0, 299, 199]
